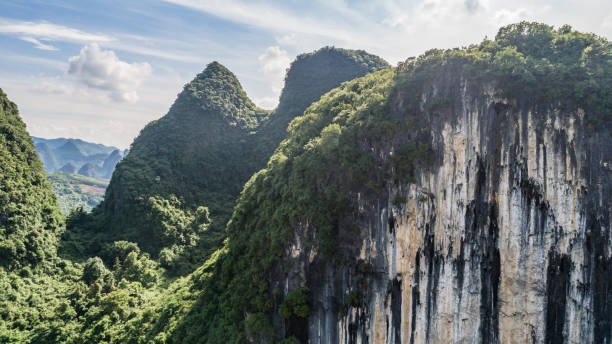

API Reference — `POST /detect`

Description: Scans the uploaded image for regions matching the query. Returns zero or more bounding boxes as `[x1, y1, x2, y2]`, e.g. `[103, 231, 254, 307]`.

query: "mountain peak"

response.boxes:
[183, 61, 254, 108]
[277, 46, 390, 113]
[169, 61, 266, 129]
[257, 47, 390, 148]
[57, 140, 83, 156]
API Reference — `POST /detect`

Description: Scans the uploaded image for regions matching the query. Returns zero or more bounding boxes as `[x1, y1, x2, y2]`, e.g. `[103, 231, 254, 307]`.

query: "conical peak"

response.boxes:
[194, 61, 236, 82]
[59, 141, 81, 153]
[293, 46, 389, 67]
[277, 46, 389, 112]
[180, 61, 256, 113]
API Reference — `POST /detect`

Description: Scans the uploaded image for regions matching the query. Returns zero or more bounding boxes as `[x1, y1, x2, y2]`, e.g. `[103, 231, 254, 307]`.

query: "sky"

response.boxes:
[0, 1, 610, 148]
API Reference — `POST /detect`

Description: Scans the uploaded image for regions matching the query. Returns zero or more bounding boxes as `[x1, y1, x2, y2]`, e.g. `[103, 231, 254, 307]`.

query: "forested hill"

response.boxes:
[0, 88, 63, 268]
[80, 48, 389, 274]
[256, 47, 390, 154]
[89, 61, 270, 268]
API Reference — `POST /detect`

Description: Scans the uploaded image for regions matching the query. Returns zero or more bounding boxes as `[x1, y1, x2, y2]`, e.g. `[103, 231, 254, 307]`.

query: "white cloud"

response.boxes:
[256, 46, 291, 109]
[254, 96, 279, 109]
[464, 0, 481, 13]
[259, 46, 290, 77]
[68, 44, 152, 102]
[276, 33, 297, 46]
[1, 72, 182, 148]
[30, 78, 76, 96]
[0, 19, 209, 63]
[603, 15, 612, 36]
[19, 37, 57, 51]
[28, 77, 109, 102]
[492, 8, 530, 25]
[381, 14, 411, 30]
[162, 0, 360, 45]
[0, 19, 113, 43]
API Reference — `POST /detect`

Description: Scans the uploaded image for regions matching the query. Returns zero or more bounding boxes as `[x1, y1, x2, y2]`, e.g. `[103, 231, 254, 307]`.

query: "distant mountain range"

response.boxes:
[32, 136, 127, 179]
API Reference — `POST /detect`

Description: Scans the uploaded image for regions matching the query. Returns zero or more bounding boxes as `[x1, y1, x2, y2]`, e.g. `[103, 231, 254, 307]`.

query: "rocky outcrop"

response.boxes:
[282, 80, 610, 343]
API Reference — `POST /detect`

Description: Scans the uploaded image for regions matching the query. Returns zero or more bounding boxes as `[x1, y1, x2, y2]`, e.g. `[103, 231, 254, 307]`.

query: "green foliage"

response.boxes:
[101, 240, 140, 264]
[339, 289, 362, 316]
[0, 244, 164, 342]
[279, 288, 310, 319]
[147, 196, 209, 246]
[391, 193, 407, 208]
[397, 21, 611, 129]
[0, 88, 63, 268]
[344, 290, 361, 307]
[245, 312, 275, 339]
[82, 257, 107, 284]
[71, 48, 390, 279]
[76, 61, 269, 271]
[276, 337, 300, 344]
[114, 251, 159, 287]
[390, 142, 435, 184]
[47, 172, 107, 215]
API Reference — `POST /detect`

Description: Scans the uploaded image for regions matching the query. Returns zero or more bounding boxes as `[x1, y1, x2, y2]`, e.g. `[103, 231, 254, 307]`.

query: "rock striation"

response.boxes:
[282, 80, 610, 344]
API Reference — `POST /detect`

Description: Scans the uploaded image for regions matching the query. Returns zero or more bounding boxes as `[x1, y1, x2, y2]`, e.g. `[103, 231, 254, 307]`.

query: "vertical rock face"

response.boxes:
[285, 81, 610, 343]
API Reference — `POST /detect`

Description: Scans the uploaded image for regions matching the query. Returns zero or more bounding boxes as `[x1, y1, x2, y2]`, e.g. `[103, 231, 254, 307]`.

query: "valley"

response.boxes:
[0, 21, 610, 344]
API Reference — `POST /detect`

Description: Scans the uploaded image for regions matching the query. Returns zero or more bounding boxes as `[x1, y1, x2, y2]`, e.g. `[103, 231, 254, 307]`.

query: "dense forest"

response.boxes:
[0, 22, 610, 343]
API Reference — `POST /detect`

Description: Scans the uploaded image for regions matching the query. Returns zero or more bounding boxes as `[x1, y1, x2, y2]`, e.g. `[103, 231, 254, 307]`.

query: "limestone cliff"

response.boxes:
[79, 23, 609, 344]
[279, 75, 611, 343]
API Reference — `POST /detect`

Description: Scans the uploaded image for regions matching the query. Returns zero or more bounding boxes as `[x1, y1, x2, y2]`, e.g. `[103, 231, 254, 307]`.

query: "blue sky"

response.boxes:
[1, 0, 610, 148]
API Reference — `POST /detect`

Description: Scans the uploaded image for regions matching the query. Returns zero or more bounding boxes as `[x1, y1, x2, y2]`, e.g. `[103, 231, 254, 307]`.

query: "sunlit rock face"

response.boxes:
[280, 80, 610, 344]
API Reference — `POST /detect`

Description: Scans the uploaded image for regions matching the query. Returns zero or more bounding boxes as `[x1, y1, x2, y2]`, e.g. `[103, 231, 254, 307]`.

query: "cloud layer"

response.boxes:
[19, 36, 57, 51]
[256, 46, 291, 108]
[259, 46, 291, 77]
[0, 20, 113, 50]
[68, 44, 152, 102]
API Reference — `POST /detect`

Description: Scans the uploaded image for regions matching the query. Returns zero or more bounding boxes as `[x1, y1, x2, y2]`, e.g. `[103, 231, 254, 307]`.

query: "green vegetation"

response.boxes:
[0, 22, 610, 343]
[396, 22, 611, 128]
[257, 46, 390, 159]
[339, 289, 362, 316]
[73, 49, 389, 275]
[113, 22, 609, 342]
[47, 172, 108, 215]
[75, 61, 268, 269]
[279, 288, 310, 319]
[0, 90, 165, 343]
[0, 88, 63, 268]
[392, 193, 407, 208]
